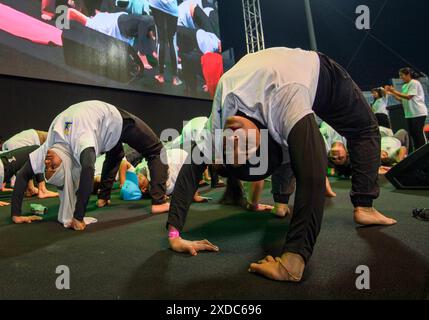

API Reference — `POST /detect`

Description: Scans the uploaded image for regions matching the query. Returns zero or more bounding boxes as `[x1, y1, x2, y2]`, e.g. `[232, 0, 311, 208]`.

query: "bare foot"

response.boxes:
[193, 195, 211, 203]
[354, 207, 397, 226]
[38, 190, 59, 199]
[151, 202, 170, 214]
[248, 253, 304, 282]
[69, 218, 86, 231]
[41, 13, 53, 21]
[155, 74, 165, 84]
[247, 203, 274, 212]
[138, 53, 153, 70]
[272, 203, 291, 218]
[25, 187, 39, 197]
[97, 199, 111, 208]
[173, 77, 183, 86]
[0, 201, 10, 207]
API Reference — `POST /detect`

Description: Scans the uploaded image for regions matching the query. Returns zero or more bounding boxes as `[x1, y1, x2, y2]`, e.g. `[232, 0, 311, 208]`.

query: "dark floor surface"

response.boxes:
[0, 177, 428, 300]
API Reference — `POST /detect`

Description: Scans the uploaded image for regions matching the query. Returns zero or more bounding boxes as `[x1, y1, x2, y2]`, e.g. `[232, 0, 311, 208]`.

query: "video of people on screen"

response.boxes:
[0, 0, 224, 99]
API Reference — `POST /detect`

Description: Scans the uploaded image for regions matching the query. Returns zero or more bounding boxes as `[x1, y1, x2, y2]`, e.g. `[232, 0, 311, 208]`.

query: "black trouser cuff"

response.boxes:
[351, 196, 373, 208]
[152, 198, 167, 205]
[282, 245, 310, 265]
[273, 193, 290, 204]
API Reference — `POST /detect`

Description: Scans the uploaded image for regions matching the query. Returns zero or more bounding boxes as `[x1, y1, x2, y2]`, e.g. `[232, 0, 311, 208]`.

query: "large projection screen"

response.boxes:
[0, 0, 223, 100]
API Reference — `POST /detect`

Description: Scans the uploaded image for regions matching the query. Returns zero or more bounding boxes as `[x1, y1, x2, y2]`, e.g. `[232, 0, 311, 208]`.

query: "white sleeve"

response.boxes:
[408, 81, 418, 96]
[29, 143, 50, 174]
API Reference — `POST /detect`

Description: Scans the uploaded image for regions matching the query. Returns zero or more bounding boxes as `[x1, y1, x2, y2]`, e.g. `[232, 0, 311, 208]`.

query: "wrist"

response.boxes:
[168, 229, 180, 239]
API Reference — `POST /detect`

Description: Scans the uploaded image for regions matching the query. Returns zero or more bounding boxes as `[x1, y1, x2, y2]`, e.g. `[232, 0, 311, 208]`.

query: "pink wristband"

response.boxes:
[168, 230, 180, 239]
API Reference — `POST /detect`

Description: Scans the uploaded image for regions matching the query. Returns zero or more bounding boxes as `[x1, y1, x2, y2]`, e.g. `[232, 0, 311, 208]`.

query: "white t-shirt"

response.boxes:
[379, 126, 394, 137]
[149, 0, 179, 16]
[94, 154, 130, 180]
[29, 101, 123, 174]
[372, 96, 388, 115]
[86, 12, 133, 46]
[381, 136, 401, 159]
[196, 29, 219, 54]
[136, 148, 188, 195]
[319, 122, 347, 154]
[2, 129, 41, 151]
[203, 47, 320, 159]
[177, 0, 202, 29]
[401, 79, 428, 118]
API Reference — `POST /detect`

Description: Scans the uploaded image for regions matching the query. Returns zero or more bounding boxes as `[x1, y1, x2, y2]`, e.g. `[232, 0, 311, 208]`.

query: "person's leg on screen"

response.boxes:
[117, 14, 155, 69]
[249, 114, 327, 282]
[41, 0, 56, 21]
[165, 12, 180, 85]
[67, 8, 88, 25]
[151, 7, 168, 84]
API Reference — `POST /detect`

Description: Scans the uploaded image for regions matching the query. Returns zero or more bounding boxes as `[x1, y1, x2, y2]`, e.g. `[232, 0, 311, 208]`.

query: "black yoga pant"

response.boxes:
[313, 52, 381, 208]
[1, 145, 40, 182]
[406, 116, 427, 151]
[118, 14, 155, 56]
[150, 6, 178, 75]
[98, 108, 168, 205]
[375, 113, 391, 129]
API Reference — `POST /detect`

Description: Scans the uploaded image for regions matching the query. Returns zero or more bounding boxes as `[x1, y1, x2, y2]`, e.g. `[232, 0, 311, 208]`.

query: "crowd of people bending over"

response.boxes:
[40, 0, 223, 96]
[0, 46, 427, 284]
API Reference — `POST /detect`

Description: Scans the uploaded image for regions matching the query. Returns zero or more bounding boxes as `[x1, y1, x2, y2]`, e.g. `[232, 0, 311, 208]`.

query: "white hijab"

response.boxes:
[45, 144, 81, 227]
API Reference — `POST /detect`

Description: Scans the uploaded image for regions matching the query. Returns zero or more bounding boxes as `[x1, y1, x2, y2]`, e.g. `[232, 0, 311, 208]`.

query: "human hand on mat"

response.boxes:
[169, 237, 219, 256]
[12, 215, 42, 224]
[0, 201, 10, 207]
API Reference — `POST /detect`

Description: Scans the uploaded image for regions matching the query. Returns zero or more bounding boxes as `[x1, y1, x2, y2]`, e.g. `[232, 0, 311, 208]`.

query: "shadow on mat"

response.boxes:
[180, 208, 290, 253]
[323, 226, 429, 299]
[0, 210, 155, 259]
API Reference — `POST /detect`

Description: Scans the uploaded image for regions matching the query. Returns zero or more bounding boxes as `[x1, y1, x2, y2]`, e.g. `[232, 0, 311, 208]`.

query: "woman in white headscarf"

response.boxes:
[11, 100, 169, 230]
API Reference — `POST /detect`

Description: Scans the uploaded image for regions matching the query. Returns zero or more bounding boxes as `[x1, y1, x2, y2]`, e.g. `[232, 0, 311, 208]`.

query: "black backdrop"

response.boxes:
[0, 74, 212, 141]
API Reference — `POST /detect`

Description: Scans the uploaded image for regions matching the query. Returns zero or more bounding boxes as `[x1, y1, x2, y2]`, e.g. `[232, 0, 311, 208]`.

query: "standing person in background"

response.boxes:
[149, 0, 182, 85]
[371, 87, 391, 128]
[385, 68, 428, 151]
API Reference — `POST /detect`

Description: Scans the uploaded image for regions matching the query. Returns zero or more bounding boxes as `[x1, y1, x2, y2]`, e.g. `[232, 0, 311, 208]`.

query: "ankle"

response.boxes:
[279, 252, 305, 280]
